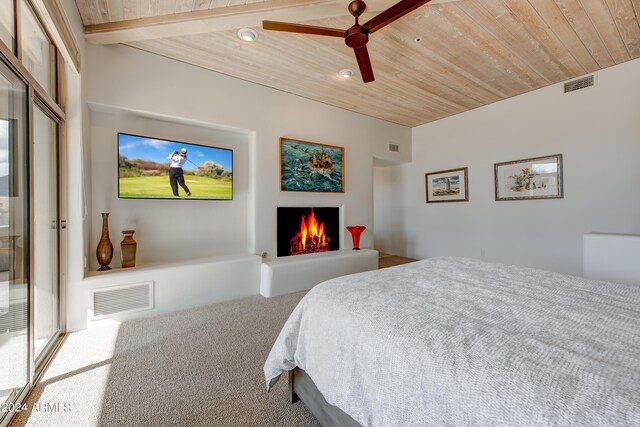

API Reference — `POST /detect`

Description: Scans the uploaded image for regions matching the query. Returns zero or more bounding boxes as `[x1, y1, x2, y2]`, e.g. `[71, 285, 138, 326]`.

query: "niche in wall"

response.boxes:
[88, 105, 253, 268]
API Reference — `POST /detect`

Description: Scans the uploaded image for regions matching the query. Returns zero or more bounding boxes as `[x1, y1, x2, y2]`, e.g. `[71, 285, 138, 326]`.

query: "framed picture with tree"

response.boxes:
[494, 154, 563, 201]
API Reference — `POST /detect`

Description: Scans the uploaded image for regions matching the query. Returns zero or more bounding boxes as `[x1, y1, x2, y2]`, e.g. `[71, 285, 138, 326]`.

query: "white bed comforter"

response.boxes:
[264, 257, 640, 426]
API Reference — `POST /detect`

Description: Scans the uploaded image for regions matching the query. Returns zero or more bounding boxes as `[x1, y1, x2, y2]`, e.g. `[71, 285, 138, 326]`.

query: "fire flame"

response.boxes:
[300, 209, 325, 249]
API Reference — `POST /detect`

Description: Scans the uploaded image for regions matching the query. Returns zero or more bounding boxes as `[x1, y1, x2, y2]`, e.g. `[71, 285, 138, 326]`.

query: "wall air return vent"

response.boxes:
[389, 143, 399, 152]
[564, 75, 595, 93]
[90, 281, 154, 319]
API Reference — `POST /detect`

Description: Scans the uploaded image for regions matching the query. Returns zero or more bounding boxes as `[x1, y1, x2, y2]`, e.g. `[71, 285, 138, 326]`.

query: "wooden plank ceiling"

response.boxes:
[74, 0, 640, 127]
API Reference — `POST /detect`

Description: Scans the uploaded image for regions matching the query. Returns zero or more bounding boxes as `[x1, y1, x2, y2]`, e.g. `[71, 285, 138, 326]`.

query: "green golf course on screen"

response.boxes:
[118, 133, 233, 200]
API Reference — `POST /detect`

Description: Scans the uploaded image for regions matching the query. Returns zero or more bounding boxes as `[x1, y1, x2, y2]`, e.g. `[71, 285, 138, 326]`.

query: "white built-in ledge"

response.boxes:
[84, 253, 258, 280]
[260, 249, 378, 298]
[80, 253, 261, 329]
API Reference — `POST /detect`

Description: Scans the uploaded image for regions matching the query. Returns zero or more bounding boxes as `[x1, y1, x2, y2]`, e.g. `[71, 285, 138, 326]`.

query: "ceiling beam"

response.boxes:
[84, 0, 358, 45]
[84, 0, 459, 45]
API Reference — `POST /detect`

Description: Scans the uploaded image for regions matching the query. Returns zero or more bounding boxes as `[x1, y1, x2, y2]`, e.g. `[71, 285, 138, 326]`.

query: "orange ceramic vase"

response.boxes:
[120, 230, 137, 268]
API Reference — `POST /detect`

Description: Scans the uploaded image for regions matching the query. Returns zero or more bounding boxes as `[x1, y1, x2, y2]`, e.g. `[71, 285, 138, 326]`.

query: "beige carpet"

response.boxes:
[10, 293, 319, 427]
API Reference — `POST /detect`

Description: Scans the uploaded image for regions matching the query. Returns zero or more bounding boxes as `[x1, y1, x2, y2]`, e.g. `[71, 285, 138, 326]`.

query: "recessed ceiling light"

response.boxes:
[237, 28, 258, 42]
[338, 69, 354, 78]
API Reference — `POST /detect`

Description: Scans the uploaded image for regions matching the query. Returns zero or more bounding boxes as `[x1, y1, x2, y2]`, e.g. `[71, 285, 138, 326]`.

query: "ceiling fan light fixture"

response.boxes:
[338, 69, 354, 78]
[237, 28, 258, 42]
[263, 0, 434, 83]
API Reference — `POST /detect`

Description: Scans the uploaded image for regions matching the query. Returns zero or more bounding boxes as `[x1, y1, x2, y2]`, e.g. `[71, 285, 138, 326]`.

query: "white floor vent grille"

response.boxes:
[91, 282, 154, 319]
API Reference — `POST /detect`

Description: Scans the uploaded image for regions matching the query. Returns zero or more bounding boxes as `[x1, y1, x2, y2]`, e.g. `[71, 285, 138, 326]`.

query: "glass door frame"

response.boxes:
[0, 0, 66, 424]
[31, 95, 61, 370]
[0, 14, 63, 121]
[0, 52, 30, 416]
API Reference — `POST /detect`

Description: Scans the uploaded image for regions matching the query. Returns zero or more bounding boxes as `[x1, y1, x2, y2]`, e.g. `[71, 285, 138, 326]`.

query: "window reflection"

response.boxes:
[20, 0, 55, 97]
[0, 1, 14, 51]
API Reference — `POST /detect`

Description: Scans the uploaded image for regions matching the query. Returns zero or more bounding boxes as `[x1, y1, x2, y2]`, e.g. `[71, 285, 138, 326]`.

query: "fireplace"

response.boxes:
[277, 207, 340, 257]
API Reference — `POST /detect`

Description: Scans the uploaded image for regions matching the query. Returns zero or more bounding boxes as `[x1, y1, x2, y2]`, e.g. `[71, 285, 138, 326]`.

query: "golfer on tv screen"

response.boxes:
[168, 148, 191, 197]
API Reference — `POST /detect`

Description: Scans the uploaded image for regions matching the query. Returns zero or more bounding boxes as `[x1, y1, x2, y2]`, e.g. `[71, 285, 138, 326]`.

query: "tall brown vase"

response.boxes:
[96, 213, 113, 271]
[120, 230, 137, 268]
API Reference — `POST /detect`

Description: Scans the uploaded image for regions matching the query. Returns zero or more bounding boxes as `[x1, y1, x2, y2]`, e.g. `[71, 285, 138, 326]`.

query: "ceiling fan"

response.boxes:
[263, 0, 434, 83]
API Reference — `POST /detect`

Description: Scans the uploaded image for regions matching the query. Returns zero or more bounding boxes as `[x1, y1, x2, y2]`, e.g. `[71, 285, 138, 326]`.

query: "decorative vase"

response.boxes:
[96, 213, 113, 271]
[346, 225, 366, 250]
[120, 230, 137, 268]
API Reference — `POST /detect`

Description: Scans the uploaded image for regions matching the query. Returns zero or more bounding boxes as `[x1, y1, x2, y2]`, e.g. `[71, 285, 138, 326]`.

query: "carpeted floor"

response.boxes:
[10, 292, 319, 427]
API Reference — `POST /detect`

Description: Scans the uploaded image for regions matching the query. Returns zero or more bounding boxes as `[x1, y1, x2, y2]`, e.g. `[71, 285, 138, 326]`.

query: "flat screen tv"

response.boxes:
[118, 133, 233, 200]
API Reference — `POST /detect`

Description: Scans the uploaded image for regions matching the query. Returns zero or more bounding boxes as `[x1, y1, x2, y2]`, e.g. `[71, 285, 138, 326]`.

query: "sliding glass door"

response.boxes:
[33, 103, 59, 362]
[0, 0, 64, 424]
[0, 58, 29, 409]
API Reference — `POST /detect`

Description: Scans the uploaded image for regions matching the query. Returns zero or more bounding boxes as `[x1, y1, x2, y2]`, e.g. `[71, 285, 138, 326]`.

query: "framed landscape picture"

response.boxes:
[494, 154, 563, 201]
[280, 138, 344, 193]
[425, 167, 468, 203]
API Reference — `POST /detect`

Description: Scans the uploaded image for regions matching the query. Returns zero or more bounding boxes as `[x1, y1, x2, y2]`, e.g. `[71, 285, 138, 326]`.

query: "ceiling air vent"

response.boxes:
[389, 143, 399, 152]
[564, 75, 595, 93]
[91, 281, 154, 319]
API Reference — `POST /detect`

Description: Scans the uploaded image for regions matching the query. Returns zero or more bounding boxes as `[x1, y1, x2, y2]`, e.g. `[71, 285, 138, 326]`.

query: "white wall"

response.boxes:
[60, 0, 89, 332]
[88, 107, 251, 268]
[374, 58, 640, 276]
[373, 164, 408, 255]
[85, 44, 411, 261]
[60, 42, 411, 330]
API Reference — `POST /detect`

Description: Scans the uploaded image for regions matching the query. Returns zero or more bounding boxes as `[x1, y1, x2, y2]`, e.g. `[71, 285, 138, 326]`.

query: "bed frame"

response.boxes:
[288, 367, 362, 427]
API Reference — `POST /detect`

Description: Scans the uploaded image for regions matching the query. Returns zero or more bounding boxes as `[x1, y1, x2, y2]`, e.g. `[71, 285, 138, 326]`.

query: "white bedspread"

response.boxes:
[264, 257, 640, 426]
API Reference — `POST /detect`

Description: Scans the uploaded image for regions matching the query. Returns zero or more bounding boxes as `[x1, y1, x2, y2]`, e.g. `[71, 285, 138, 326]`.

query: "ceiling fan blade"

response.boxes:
[362, 0, 432, 34]
[262, 21, 345, 37]
[353, 46, 375, 83]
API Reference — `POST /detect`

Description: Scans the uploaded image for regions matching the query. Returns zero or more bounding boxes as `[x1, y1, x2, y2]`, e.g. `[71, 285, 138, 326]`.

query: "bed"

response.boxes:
[264, 257, 640, 426]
